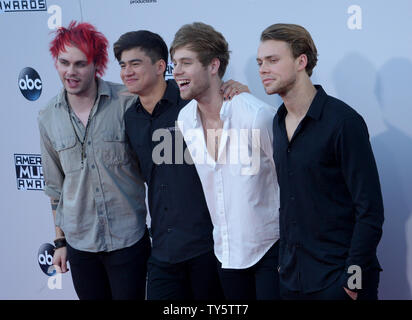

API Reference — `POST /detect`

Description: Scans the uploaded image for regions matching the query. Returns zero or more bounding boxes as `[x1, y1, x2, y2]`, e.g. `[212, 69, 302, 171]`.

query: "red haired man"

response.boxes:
[38, 21, 150, 300]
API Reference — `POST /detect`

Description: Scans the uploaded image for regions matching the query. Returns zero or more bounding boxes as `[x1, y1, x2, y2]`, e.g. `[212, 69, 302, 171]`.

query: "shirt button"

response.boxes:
[164, 207, 168, 211]
[88, 141, 91, 145]
[287, 147, 291, 153]
[96, 187, 100, 192]
[91, 164, 95, 169]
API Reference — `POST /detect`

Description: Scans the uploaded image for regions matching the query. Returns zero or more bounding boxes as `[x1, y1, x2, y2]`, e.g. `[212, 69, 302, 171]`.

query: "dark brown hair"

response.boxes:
[261, 23, 318, 76]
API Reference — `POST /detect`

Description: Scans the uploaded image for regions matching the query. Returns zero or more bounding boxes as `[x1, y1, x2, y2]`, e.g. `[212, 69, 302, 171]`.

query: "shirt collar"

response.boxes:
[276, 84, 327, 123]
[135, 79, 180, 114]
[55, 77, 110, 108]
[192, 100, 200, 128]
[192, 95, 231, 127]
[305, 85, 327, 120]
[220, 99, 232, 121]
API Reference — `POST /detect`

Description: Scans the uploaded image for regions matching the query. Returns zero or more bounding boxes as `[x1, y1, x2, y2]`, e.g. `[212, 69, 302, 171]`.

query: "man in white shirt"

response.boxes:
[170, 22, 280, 300]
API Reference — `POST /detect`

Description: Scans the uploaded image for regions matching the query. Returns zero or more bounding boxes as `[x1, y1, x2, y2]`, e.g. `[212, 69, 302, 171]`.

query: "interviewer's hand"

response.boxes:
[53, 247, 69, 273]
[220, 80, 250, 100]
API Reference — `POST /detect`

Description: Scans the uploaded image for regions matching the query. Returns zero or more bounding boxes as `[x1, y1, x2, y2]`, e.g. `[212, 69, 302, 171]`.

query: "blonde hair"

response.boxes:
[170, 22, 230, 78]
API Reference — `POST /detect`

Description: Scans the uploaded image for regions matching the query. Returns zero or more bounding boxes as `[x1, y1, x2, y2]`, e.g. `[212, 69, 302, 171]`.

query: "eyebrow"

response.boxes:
[256, 55, 279, 61]
[174, 57, 194, 62]
[119, 58, 143, 65]
[58, 57, 88, 64]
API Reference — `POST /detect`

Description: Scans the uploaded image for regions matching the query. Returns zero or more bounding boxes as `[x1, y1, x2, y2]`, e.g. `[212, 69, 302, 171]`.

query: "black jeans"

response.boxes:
[147, 250, 224, 300]
[66, 229, 151, 300]
[217, 240, 280, 300]
[280, 268, 380, 300]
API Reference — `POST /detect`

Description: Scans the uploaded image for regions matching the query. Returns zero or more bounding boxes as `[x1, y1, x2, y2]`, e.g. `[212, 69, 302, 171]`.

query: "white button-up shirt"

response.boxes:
[177, 93, 280, 269]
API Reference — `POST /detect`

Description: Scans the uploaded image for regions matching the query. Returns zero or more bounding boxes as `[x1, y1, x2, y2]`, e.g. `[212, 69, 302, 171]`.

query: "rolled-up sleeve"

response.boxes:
[38, 118, 64, 200]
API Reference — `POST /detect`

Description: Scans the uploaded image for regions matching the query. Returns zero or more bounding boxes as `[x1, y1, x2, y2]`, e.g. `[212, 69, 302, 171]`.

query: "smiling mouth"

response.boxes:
[125, 78, 138, 84]
[177, 79, 190, 90]
[65, 78, 80, 87]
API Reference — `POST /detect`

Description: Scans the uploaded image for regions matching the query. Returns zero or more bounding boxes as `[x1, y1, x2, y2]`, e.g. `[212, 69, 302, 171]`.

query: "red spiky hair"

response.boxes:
[49, 21, 108, 77]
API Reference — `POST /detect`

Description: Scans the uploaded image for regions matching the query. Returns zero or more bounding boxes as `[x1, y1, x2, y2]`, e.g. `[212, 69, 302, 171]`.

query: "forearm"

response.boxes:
[346, 214, 383, 268]
[50, 198, 65, 239]
[50, 198, 68, 273]
[337, 116, 384, 277]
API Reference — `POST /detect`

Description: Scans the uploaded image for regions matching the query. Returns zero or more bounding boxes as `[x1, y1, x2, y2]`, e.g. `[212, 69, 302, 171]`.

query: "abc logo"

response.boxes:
[18, 67, 42, 101]
[38, 243, 56, 276]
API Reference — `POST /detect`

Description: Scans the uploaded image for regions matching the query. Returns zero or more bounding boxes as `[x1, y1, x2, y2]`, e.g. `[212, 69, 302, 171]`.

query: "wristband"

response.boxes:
[54, 238, 67, 249]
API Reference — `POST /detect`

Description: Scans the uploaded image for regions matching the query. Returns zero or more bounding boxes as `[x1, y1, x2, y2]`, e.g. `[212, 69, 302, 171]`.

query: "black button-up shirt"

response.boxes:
[124, 80, 214, 264]
[273, 85, 384, 293]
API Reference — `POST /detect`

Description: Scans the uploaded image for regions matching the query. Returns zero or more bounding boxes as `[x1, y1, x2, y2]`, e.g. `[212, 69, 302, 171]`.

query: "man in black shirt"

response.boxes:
[113, 30, 246, 300]
[256, 23, 384, 300]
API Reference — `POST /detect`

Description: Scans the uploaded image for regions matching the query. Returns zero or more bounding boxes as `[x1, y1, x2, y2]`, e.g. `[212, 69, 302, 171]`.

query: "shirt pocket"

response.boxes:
[229, 163, 256, 177]
[102, 130, 131, 166]
[54, 136, 82, 174]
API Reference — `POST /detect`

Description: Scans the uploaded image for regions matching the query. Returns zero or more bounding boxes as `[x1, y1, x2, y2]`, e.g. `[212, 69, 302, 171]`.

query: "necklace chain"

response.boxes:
[66, 92, 97, 169]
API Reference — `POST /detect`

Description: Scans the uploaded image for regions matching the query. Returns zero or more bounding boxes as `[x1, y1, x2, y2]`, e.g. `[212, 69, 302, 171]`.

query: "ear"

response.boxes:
[296, 54, 308, 72]
[156, 59, 167, 76]
[209, 57, 221, 76]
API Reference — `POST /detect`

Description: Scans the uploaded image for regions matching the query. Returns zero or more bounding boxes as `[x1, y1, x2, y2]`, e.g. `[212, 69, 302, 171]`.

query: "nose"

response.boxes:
[172, 63, 181, 77]
[123, 64, 134, 77]
[259, 61, 268, 75]
[66, 63, 76, 75]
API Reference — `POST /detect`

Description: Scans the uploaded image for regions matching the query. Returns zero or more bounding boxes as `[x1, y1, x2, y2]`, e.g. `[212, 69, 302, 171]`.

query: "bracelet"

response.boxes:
[54, 237, 67, 249]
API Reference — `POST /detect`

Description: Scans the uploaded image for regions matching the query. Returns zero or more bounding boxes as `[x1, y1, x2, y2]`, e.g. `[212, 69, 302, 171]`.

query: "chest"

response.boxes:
[201, 118, 224, 162]
[285, 115, 303, 142]
[125, 106, 187, 178]
[274, 118, 338, 173]
[76, 112, 91, 127]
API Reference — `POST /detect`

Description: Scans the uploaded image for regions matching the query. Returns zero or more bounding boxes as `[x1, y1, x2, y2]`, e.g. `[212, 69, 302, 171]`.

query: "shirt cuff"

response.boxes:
[44, 185, 61, 200]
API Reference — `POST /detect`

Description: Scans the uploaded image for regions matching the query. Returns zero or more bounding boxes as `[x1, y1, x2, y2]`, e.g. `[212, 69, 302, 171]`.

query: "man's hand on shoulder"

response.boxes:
[220, 80, 250, 100]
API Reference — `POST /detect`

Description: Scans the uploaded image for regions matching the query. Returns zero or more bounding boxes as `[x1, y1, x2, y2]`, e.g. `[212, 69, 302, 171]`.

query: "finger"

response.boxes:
[220, 80, 235, 93]
[52, 252, 60, 268]
[239, 85, 250, 93]
[224, 88, 236, 100]
[222, 86, 235, 100]
[54, 264, 64, 274]
[61, 257, 68, 273]
[343, 287, 356, 300]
